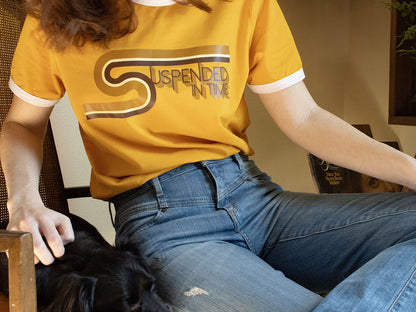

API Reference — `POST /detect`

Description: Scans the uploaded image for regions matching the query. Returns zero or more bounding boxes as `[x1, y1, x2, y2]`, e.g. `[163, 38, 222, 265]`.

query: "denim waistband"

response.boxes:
[111, 153, 247, 204]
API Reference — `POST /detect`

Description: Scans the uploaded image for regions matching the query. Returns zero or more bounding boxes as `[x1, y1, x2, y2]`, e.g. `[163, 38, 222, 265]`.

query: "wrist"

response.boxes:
[7, 191, 43, 214]
[400, 155, 416, 191]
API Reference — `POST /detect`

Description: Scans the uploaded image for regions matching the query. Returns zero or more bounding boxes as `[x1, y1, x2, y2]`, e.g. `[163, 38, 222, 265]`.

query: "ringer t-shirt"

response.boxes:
[10, 0, 304, 199]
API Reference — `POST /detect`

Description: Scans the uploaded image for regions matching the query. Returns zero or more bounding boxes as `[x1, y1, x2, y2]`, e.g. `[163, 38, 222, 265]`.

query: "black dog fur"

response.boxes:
[35, 214, 172, 312]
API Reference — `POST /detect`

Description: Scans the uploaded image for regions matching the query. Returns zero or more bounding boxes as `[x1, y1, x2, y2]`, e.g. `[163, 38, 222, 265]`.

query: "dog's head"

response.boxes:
[36, 214, 172, 312]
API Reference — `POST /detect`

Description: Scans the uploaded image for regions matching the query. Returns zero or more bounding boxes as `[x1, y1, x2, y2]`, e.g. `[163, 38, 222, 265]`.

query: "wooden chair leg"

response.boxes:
[0, 231, 37, 312]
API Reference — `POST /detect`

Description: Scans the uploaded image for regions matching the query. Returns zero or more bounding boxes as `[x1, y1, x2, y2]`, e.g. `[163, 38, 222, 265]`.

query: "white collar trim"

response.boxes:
[132, 0, 177, 6]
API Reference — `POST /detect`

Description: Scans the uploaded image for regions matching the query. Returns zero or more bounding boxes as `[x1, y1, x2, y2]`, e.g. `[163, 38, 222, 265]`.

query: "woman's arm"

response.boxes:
[258, 81, 416, 191]
[0, 95, 74, 265]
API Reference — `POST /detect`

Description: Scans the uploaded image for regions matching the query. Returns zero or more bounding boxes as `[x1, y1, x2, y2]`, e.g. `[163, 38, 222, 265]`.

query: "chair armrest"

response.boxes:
[64, 186, 91, 199]
[0, 230, 37, 312]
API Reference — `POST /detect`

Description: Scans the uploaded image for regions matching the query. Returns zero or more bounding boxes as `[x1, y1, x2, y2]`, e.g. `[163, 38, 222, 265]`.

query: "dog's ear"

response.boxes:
[39, 273, 97, 312]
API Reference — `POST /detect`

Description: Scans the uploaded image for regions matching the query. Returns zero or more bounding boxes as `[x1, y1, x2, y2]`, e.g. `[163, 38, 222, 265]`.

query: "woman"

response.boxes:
[2, 0, 416, 311]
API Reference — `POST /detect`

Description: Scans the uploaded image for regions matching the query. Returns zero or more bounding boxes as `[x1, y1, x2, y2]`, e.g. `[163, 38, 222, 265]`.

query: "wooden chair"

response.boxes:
[0, 231, 37, 312]
[0, 1, 90, 310]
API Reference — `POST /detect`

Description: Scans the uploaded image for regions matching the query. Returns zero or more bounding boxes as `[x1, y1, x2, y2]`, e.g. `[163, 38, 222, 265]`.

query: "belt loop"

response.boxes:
[231, 152, 244, 169]
[151, 177, 168, 209]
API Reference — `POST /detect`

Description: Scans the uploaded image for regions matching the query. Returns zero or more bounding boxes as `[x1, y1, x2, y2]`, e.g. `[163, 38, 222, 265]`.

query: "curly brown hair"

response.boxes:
[25, 0, 213, 50]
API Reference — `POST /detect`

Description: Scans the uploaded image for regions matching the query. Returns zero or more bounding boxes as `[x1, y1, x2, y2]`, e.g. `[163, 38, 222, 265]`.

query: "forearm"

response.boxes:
[288, 106, 416, 190]
[259, 81, 416, 191]
[0, 98, 74, 264]
[0, 120, 45, 207]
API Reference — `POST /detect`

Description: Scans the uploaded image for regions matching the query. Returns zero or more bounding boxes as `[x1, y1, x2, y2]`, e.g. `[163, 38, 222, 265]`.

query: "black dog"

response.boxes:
[35, 214, 172, 312]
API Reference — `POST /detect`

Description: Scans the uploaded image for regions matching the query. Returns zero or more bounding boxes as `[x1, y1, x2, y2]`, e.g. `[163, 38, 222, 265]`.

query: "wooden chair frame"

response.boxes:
[0, 231, 36, 312]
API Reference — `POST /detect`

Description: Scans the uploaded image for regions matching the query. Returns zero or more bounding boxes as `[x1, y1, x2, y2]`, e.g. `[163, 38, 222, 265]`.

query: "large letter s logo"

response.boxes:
[84, 50, 157, 119]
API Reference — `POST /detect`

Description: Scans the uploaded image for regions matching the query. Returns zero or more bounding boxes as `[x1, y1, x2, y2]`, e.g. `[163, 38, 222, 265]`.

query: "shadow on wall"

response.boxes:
[344, 62, 399, 143]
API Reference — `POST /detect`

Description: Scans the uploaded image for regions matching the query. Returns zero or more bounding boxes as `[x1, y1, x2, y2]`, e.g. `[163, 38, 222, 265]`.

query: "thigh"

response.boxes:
[261, 191, 416, 293]
[152, 241, 322, 312]
[313, 238, 416, 312]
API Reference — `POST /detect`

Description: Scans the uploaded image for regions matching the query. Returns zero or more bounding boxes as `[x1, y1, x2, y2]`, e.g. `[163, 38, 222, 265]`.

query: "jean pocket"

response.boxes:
[115, 202, 163, 240]
[245, 163, 272, 186]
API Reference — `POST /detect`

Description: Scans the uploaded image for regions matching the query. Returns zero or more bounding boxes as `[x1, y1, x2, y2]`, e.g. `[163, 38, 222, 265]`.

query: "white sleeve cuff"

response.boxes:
[247, 68, 305, 94]
[9, 78, 61, 107]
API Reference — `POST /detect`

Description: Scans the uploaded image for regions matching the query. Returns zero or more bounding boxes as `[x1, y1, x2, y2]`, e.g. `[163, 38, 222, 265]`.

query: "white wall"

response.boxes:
[344, 0, 416, 157]
[50, 101, 116, 243]
[50, 0, 416, 241]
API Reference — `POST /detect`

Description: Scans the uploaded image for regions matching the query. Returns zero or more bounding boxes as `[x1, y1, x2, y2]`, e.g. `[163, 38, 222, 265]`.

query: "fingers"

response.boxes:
[7, 208, 74, 265]
[7, 216, 55, 265]
[57, 215, 74, 245]
[38, 213, 74, 263]
[32, 228, 55, 265]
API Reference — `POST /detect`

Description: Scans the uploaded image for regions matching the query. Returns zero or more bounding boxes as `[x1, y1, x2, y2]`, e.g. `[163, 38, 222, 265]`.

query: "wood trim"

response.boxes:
[389, 115, 416, 126]
[0, 231, 37, 312]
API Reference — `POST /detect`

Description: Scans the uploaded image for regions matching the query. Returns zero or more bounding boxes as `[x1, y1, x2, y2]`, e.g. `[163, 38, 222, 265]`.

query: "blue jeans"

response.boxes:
[112, 154, 416, 311]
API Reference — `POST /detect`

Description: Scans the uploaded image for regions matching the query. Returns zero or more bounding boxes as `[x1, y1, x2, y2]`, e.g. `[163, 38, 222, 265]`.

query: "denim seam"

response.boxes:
[226, 201, 258, 253]
[129, 210, 164, 234]
[162, 198, 215, 207]
[152, 177, 168, 209]
[111, 184, 153, 205]
[387, 264, 416, 312]
[118, 202, 161, 211]
[273, 209, 416, 245]
[238, 228, 257, 254]
[157, 164, 204, 183]
[217, 175, 249, 202]
[119, 198, 213, 210]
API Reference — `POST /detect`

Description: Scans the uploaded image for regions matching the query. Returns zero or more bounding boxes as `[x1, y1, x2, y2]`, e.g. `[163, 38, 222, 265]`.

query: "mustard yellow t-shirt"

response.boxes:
[10, 0, 304, 199]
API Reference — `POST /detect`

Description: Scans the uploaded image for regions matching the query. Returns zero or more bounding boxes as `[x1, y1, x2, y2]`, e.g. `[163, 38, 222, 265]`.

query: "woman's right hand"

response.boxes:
[1, 95, 74, 265]
[6, 197, 74, 265]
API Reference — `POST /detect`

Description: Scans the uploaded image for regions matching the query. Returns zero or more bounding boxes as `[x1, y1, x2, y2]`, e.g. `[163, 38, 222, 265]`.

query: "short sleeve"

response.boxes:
[247, 0, 304, 94]
[9, 15, 65, 107]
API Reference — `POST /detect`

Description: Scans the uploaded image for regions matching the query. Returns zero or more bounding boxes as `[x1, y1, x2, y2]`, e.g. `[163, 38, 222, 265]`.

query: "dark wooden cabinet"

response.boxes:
[389, 2, 416, 126]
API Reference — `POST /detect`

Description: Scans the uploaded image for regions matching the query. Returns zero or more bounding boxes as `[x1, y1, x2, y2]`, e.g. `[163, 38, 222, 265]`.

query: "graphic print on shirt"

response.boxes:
[84, 45, 230, 120]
